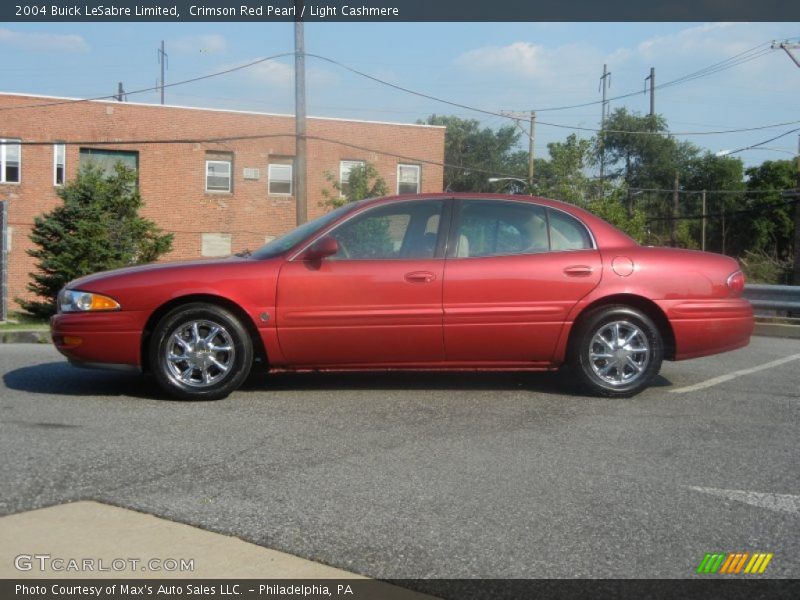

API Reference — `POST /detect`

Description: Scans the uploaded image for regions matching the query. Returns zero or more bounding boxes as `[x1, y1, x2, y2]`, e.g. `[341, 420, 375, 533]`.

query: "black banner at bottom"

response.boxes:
[4, 579, 800, 600]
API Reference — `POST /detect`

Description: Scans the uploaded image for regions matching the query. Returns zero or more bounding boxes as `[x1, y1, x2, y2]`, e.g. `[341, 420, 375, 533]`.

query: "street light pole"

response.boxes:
[294, 2, 308, 226]
[528, 112, 536, 191]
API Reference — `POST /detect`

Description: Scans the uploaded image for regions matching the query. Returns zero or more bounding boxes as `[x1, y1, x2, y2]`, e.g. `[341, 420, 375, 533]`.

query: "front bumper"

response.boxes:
[50, 311, 147, 369]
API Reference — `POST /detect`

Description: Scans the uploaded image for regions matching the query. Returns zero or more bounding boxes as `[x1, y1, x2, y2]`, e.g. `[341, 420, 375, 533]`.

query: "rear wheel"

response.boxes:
[569, 305, 663, 397]
[149, 303, 253, 400]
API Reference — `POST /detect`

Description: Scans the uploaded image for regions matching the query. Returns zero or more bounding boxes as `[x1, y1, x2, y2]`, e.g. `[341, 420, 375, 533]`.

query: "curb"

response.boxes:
[0, 329, 51, 344]
[753, 322, 800, 339]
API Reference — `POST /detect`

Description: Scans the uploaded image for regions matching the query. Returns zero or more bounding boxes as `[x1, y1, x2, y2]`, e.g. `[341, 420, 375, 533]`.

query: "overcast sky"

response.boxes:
[2, 21, 799, 167]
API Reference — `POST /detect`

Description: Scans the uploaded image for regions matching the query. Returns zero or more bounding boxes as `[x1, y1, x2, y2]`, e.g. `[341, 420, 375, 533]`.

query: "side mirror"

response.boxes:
[303, 235, 339, 261]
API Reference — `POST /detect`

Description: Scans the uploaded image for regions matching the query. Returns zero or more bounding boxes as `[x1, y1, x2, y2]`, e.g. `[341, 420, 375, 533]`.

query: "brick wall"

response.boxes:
[0, 93, 445, 313]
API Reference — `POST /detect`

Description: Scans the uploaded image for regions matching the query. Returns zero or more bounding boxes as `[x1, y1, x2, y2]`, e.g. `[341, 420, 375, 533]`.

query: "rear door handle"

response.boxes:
[563, 265, 594, 277]
[404, 271, 436, 284]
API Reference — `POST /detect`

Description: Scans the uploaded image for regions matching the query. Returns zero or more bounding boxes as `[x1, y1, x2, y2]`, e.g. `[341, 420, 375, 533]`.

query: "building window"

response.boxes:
[339, 160, 365, 197]
[0, 138, 21, 183]
[397, 164, 420, 195]
[54, 144, 66, 186]
[205, 152, 232, 192]
[268, 162, 293, 196]
[206, 161, 232, 192]
[79, 148, 138, 178]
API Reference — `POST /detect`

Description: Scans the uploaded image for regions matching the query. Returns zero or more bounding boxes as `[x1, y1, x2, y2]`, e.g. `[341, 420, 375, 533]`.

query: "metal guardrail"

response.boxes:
[744, 284, 800, 312]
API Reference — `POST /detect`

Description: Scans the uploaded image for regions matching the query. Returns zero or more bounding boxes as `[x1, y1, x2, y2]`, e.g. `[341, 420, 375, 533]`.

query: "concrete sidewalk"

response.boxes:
[0, 501, 432, 598]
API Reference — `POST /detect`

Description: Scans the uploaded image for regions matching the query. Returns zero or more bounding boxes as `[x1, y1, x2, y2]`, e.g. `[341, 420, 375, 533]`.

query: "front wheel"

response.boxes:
[569, 305, 663, 397]
[149, 303, 253, 400]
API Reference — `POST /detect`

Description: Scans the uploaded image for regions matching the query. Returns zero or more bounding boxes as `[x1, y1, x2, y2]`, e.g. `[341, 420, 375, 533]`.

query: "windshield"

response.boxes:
[251, 200, 366, 259]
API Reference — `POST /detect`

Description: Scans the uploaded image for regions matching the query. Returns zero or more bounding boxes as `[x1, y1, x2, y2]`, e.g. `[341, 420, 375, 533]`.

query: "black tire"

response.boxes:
[149, 303, 253, 400]
[569, 305, 663, 397]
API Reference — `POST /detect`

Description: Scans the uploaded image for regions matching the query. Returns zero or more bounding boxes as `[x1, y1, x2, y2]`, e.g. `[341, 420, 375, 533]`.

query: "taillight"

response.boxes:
[727, 270, 745, 296]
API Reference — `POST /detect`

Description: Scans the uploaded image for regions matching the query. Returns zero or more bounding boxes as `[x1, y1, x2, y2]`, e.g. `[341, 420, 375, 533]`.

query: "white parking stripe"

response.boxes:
[669, 353, 800, 394]
[687, 487, 800, 515]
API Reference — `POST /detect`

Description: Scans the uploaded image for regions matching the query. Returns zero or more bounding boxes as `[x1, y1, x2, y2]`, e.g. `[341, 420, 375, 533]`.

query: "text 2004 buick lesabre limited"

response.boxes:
[51, 193, 754, 400]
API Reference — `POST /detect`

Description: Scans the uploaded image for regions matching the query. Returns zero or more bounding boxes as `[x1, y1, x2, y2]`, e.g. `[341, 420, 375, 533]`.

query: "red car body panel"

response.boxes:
[51, 193, 753, 376]
[275, 258, 445, 366]
[442, 249, 602, 364]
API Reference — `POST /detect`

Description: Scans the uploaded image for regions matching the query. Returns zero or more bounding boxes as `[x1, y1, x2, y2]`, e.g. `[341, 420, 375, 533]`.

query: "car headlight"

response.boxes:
[58, 289, 121, 313]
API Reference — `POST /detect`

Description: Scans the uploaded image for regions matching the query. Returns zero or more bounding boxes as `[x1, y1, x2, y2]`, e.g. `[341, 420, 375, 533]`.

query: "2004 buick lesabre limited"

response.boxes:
[50, 193, 754, 400]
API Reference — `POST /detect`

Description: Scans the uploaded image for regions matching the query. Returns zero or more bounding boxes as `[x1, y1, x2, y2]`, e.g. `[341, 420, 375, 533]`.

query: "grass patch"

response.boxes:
[0, 312, 49, 330]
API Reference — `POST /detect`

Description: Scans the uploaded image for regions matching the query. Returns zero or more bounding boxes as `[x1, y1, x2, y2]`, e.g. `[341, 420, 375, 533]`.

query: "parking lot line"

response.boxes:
[669, 353, 800, 394]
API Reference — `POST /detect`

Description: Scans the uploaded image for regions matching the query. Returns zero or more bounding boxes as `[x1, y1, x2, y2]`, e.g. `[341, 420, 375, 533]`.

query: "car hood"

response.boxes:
[67, 256, 250, 290]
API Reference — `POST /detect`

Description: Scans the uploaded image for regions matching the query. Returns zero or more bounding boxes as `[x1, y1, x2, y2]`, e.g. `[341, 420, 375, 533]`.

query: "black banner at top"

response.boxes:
[4, 0, 800, 22]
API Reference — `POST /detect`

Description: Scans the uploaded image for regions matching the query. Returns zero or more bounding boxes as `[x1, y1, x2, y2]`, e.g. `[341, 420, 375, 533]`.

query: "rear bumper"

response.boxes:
[659, 298, 754, 360]
[50, 311, 145, 368]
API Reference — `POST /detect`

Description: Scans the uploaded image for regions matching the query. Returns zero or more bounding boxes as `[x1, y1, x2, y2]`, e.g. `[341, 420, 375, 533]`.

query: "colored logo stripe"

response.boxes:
[744, 553, 773, 574]
[697, 552, 773, 574]
[697, 553, 726, 574]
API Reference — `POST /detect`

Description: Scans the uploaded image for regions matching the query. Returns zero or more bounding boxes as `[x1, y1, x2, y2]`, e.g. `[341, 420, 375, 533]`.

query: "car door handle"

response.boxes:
[404, 271, 437, 284]
[563, 265, 594, 277]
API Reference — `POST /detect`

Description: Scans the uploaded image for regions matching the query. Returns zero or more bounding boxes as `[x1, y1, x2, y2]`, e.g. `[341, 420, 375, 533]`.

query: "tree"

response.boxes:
[538, 134, 594, 205]
[20, 164, 173, 318]
[321, 161, 388, 208]
[733, 160, 796, 261]
[681, 152, 745, 254]
[419, 115, 526, 192]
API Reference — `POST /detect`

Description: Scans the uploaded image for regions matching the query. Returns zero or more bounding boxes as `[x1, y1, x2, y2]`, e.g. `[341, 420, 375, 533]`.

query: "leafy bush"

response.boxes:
[19, 164, 173, 318]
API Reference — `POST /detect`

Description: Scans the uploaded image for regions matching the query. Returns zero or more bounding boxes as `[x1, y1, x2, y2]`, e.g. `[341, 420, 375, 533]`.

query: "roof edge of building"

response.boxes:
[0, 91, 447, 130]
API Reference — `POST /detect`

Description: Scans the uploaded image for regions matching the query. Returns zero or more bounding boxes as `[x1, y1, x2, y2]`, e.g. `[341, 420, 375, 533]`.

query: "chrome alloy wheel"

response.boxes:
[588, 320, 651, 387]
[163, 320, 235, 388]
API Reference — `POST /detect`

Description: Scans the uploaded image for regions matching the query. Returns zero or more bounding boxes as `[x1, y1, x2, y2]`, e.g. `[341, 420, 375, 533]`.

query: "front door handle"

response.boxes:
[563, 265, 594, 277]
[404, 271, 436, 284]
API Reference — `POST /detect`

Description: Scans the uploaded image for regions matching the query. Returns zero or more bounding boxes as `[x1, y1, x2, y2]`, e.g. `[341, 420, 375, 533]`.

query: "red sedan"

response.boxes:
[50, 193, 753, 400]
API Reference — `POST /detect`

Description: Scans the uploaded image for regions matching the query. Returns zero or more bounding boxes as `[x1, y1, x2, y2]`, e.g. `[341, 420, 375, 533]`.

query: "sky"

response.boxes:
[1, 21, 799, 170]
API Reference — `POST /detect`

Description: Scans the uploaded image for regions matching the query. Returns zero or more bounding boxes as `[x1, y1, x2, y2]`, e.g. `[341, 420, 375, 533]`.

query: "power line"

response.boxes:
[646, 196, 799, 221]
[716, 126, 800, 157]
[306, 52, 800, 136]
[0, 52, 296, 112]
[12, 131, 797, 197]
[510, 42, 774, 113]
[1, 48, 798, 137]
[5, 133, 529, 181]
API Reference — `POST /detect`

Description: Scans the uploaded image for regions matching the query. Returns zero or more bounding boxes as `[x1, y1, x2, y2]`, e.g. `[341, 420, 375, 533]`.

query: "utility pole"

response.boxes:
[115, 82, 126, 102]
[599, 64, 611, 181]
[670, 171, 679, 247]
[772, 40, 800, 68]
[794, 133, 800, 286]
[772, 41, 800, 284]
[528, 111, 536, 192]
[644, 67, 655, 116]
[294, 1, 308, 225]
[701, 189, 707, 251]
[502, 110, 536, 193]
[157, 40, 168, 105]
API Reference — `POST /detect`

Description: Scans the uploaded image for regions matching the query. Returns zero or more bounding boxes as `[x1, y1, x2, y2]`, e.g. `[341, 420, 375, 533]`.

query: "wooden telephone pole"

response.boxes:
[772, 41, 800, 284]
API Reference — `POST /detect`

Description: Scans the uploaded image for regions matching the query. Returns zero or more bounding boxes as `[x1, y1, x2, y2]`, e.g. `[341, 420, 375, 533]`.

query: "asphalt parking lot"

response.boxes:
[0, 336, 798, 580]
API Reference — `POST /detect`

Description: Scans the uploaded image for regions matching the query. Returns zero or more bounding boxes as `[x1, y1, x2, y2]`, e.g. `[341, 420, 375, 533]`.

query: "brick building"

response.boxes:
[0, 93, 445, 314]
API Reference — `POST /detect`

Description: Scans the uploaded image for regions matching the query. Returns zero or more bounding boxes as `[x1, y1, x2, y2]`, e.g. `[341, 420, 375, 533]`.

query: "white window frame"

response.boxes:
[397, 164, 421, 195]
[54, 143, 66, 186]
[339, 159, 365, 197]
[268, 163, 293, 196]
[205, 159, 232, 193]
[0, 138, 21, 184]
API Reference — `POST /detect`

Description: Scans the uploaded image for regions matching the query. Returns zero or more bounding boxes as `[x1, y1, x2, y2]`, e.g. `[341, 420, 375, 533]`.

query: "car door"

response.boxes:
[276, 199, 448, 366]
[443, 199, 602, 365]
